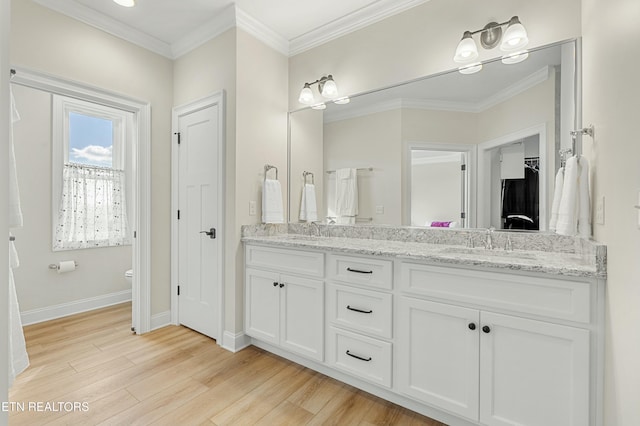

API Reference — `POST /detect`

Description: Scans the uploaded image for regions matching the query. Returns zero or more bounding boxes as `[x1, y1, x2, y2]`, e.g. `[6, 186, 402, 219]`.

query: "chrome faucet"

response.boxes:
[309, 221, 322, 237]
[485, 227, 495, 250]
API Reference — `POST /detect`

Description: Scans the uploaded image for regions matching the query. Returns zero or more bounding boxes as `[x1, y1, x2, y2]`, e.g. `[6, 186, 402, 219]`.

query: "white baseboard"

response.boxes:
[220, 331, 251, 353]
[150, 310, 171, 331]
[21, 289, 132, 326]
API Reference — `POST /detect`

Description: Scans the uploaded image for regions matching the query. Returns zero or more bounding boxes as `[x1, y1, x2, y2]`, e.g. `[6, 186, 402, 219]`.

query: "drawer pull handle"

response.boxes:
[346, 267, 373, 274]
[346, 350, 372, 362]
[346, 305, 373, 314]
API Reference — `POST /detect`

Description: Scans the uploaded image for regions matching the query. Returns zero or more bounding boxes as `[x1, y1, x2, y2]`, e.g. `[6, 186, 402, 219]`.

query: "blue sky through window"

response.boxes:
[68, 112, 114, 167]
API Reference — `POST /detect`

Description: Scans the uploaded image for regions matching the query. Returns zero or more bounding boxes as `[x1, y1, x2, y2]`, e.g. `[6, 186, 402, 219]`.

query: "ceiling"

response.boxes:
[32, 0, 430, 58]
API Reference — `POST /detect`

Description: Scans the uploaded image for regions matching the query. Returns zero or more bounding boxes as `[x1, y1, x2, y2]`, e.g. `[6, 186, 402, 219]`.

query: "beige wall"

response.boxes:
[173, 28, 288, 333]
[582, 0, 640, 424]
[10, 85, 132, 311]
[10, 0, 173, 315]
[288, 0, 581, 109]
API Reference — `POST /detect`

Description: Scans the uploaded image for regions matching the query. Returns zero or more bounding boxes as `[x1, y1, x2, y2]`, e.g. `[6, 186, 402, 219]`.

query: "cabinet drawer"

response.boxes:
[327, 254, 393, 290]
[327, 327, 392, 388]
[327, 283, 392, 339]
[401, 263, 591, 323]
[246, 245, 324, 278]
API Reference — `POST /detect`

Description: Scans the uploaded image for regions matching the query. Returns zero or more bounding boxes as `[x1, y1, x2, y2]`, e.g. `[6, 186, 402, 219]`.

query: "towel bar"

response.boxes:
[303, 171, 314, 184]
[264, 164, 278, 180]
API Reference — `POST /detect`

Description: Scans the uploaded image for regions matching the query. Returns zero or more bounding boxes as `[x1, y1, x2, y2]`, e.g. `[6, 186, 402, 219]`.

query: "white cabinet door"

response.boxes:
[245, 268, 280, 345]
[398, 297, 480, 421]
[479, 311, 590, 426]
[280, 274, 324, 361]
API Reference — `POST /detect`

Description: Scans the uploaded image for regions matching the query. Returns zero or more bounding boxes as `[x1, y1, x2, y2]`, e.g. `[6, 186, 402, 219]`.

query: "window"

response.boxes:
[52, 95, 132, 250]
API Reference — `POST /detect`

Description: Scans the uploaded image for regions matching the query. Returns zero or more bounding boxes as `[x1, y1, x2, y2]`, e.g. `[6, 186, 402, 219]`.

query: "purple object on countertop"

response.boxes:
[430, 221, 452, 227]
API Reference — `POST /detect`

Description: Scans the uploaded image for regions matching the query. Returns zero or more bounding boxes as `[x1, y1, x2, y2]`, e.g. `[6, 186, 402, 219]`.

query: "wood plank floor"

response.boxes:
[9, 303, 446, 425]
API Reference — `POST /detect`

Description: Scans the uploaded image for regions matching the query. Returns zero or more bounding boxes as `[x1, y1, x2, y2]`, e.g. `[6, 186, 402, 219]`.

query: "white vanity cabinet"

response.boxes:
[245, 245, 325, 362]
[325, 254, 394, 387]
[398, 262, 593, 426]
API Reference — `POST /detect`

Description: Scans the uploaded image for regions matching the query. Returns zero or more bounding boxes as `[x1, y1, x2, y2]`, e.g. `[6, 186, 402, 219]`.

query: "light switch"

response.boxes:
[375, 205, 384, 215]
[249, 201, 256, 216]
[594, 196, 605, 225]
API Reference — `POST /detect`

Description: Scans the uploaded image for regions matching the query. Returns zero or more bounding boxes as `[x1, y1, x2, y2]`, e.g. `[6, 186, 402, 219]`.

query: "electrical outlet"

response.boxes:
[249, 201, 256, 216]
[375, 205, 384, 215]
[595, 196, 605, 225]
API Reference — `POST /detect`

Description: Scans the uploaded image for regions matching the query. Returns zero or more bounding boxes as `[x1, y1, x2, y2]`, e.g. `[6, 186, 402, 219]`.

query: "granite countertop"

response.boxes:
[241, 233, 605, 279]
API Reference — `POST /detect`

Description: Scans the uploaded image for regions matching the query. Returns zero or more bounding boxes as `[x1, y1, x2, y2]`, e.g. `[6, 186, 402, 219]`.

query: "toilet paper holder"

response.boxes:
[49, 262, 79, 270]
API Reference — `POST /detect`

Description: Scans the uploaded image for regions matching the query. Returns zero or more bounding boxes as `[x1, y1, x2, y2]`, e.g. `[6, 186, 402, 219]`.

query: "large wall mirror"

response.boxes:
[289, 39, 579, 231]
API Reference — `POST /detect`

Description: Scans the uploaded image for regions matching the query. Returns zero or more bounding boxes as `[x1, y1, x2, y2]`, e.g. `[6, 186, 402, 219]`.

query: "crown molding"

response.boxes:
[235, 7, 289, 56]
[289, 0, 430, 56]
[32, 0, 173, 58]
[170, 5, 236, 58]
[476, 66, 551, 111]
[324, 66, 552, 123]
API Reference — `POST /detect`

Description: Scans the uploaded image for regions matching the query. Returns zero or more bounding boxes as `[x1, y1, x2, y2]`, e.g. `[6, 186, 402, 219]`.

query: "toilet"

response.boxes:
[125, 269, 133, 286]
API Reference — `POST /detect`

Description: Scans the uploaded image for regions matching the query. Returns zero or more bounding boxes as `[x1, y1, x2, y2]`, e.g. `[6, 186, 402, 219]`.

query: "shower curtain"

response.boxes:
[8, 85, 29, 385]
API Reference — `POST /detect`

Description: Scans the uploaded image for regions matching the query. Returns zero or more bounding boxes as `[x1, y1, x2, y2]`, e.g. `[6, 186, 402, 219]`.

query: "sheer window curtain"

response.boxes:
[54, 164, 130, 250]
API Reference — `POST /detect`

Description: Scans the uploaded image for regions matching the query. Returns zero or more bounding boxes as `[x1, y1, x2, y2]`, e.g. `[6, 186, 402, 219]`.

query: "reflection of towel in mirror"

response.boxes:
[299, 183, 318, 222]
[9, 87, 23, 228]
[548, 167, 565, 231]
[335, 168, 358, 224]
[262, 179, 284, 223]
[556, 156, 590, 237]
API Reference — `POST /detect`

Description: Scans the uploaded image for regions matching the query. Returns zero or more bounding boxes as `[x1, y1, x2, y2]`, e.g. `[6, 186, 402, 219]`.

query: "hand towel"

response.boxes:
[9, 87, 23, 228]
[548, 167, 565, 231]
[556, 157, 579, 236]
[262, 179, 284, 224]
[335, 168, 358, 223]
[577, 157, 591, 238]
[9, 269, 29, 386]
[299, 183, 318, 222]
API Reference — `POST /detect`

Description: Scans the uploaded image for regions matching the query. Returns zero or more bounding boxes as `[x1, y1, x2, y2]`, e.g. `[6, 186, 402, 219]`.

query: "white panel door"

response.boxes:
[177, 104, 220, 339]
[479, 311, 590, 426]
[397, 297, 480, 421]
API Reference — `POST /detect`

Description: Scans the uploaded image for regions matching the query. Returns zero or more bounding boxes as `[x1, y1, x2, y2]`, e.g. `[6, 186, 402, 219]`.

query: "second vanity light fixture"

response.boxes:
[113, 0, 136, 7]
[298, 75, 350, 109]
[454, 16, 529, 74]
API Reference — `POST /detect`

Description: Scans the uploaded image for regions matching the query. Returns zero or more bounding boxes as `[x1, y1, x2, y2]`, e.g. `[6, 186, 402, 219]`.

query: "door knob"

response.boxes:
[200, 228, 216, 239]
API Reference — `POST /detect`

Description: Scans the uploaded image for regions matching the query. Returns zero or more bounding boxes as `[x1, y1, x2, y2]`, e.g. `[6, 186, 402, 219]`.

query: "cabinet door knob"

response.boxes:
[468, 323, 476, 330]
[273, 282, 279, 287]
[279, 283, 285, 288]
[482, 325, 491, 333]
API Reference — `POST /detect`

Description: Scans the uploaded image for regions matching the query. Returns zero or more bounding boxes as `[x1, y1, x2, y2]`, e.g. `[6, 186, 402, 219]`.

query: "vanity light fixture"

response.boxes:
[298, 75, 346, 106]
[454, 16, 529, 73]
[113, 0, 135, 7]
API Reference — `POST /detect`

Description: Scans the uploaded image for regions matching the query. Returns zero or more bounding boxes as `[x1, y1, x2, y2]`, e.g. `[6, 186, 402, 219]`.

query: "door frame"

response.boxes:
[402, 141, 477, 228]
[477, 123, 547, 230]
[170, 92, 225, 343]
[10, 66, 153, 333]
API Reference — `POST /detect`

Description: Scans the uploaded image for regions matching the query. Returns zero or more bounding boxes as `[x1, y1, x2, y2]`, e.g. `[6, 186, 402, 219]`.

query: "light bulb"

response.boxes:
[298, 84, 315, 105]
[113, 0, 135, 7]
[501, 50, 529, 65]
[454, 31, 479, 63]
[500, 17, 528, 52]
[321, 76, 338, 99]
[458, 62, 483, 75]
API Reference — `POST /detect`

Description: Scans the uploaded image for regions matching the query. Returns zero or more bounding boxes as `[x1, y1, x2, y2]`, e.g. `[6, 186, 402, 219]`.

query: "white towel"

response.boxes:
[299, 183, 318, 222]
[577, 158, 591, 238]
[548, 167, 565, 231]
[556, 157, 579, 235]
[9, 87, 23, 228]
[335, 168, 358, 223]
[262, 179, 284, 224]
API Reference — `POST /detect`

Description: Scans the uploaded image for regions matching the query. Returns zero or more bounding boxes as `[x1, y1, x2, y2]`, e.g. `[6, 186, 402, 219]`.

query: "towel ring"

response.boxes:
[303, 171, 314, 185]
[264, 164, 278, 180]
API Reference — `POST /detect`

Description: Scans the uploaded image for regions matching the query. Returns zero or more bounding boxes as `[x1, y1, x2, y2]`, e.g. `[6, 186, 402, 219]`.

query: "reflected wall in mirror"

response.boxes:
[289, 39, 579, 231]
